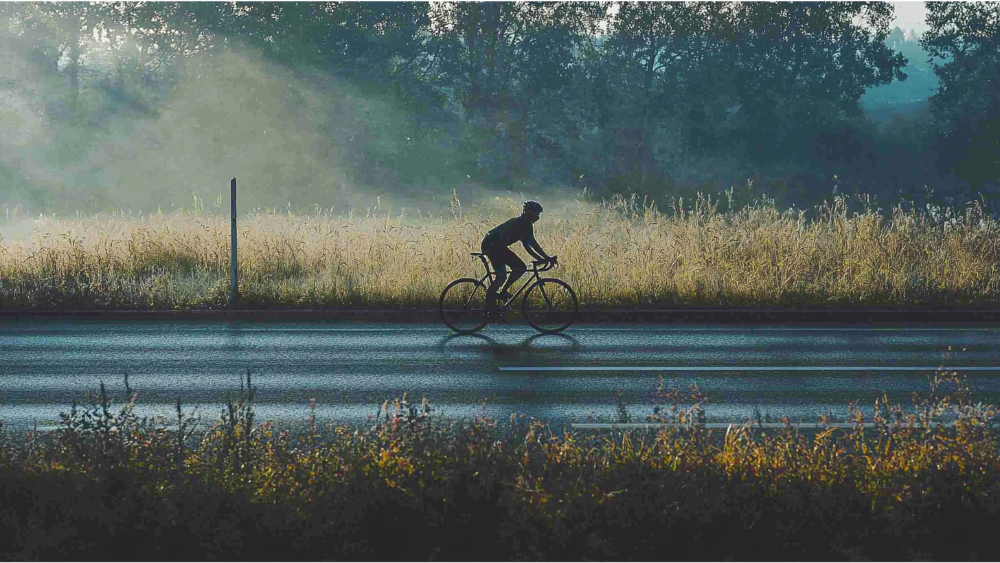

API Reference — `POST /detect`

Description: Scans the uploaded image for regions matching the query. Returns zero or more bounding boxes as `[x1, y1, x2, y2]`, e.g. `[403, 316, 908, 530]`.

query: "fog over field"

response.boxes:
[0, 42, 458, 221]
[0, 2, 997, 243]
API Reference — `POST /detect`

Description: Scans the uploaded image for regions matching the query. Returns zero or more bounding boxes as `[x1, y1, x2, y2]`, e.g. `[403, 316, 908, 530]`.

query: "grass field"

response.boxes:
[1, 370, 997, 559]
[1, 190, 999, 310]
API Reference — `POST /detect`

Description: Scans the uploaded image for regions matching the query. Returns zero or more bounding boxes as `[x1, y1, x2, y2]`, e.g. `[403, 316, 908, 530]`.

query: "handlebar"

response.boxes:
[473, 252, 558, 272]
[531, 256, 558, 272]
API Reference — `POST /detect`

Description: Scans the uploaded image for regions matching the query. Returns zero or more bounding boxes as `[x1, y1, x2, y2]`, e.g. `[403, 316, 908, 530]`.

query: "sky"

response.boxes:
[890, 0, 929, 35]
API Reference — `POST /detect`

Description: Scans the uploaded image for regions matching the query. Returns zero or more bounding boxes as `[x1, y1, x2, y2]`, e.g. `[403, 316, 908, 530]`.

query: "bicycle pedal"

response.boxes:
[490, 308, 507, 323]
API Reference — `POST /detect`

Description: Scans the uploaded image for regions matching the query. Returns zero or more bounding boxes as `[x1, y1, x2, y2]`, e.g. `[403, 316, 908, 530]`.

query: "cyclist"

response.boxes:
[481, 200, 556, 319]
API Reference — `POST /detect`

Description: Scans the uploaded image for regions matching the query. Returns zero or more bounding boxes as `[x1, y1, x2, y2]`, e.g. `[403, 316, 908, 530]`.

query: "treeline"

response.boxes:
[0, 2, 997, 213]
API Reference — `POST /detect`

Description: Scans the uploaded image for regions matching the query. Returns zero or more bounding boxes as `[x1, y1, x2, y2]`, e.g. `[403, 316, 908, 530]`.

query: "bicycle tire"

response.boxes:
[521, 278, 578, 334]
[439, 277, 489, 334]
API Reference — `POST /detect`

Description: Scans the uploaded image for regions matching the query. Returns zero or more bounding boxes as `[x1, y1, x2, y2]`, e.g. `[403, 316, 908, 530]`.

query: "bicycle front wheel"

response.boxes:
[439, 278, 489, 334]
[522, 278, 578, 334]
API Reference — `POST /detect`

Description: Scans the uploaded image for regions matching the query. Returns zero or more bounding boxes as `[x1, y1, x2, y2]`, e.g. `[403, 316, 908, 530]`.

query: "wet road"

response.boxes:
[2, 320, 1000, 432]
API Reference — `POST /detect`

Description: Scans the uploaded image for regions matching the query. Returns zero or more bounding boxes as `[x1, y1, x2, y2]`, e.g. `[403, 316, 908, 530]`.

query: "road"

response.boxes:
[2, 320, 1000, 432]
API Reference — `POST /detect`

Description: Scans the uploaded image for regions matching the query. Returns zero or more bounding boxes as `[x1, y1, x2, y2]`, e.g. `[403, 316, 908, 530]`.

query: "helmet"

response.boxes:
[522, 200, 543, 214]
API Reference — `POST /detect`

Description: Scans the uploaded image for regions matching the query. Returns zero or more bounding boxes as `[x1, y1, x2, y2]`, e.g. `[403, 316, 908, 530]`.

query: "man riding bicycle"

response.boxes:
[481, 200, 557, 319]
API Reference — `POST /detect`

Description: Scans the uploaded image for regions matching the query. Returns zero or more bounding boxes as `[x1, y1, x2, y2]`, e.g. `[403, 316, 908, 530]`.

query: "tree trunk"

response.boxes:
[462, 5, 482, 118]
[510, 99, 527, 180]
[639, 30, 659, 185]
[175, 26, 186, 83]
[68, 37, 80, 123]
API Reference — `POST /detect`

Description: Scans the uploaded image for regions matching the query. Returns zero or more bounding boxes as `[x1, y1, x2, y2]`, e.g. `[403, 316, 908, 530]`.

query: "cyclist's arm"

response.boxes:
[522, 235, 550, 262]
[522, 239, 543, 261]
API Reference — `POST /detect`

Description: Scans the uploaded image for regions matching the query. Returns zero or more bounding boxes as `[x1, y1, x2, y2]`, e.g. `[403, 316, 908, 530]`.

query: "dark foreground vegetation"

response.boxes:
[1, 371, 999, 560]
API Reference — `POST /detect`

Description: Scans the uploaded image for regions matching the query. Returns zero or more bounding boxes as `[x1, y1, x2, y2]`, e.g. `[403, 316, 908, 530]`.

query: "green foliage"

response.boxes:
[733, 5, 885, 179]
[921, 1, 1000, 187]
[431, 2, 605, 183]
[2, 1, 998, 216]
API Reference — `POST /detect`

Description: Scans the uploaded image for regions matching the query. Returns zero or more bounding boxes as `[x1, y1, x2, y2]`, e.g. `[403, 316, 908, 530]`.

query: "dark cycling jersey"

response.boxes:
[482, 216, 537, 250]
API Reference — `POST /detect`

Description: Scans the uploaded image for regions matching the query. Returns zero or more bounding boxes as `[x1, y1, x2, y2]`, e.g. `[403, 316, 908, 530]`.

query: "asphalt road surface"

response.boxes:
[2, 320, 1000, 432]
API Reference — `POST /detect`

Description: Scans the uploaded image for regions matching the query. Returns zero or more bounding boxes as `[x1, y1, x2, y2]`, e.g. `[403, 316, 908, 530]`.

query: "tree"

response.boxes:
[432, 1, 605, 183]
[921, 1, 1000, 189]
[223, 3, 433, 86]
[594, 2, 738, 186]
[728, 1, 907, 165]
[145, 2, 230, 82]
[88, 2, 177, 116]
[7, 3, 108, 124]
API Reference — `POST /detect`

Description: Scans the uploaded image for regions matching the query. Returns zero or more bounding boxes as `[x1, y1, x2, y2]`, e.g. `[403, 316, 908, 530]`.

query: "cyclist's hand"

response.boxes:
[549, 255, 558, 266]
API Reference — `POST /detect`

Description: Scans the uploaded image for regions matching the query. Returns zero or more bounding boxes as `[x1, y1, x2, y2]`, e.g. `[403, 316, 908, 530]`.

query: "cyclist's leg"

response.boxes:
[500, 252, 526, 296]
[481, 239, 499, 311]
[485, 251, 508, 312]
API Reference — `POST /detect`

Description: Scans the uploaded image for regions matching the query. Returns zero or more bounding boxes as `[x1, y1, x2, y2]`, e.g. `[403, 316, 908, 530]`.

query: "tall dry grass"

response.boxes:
[2, 190, 999, 309]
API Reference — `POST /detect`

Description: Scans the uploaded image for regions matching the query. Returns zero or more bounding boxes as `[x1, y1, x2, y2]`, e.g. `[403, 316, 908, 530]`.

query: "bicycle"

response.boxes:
[439, 253, 578, 335]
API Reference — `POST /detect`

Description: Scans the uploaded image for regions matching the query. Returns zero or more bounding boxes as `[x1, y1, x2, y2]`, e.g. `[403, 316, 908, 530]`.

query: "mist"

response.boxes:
[1, 2, 997, 244]
[1, 46, 467, 222]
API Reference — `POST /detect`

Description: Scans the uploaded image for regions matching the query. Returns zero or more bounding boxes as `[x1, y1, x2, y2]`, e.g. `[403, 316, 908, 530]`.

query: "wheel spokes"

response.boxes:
[440, 279, 488, 333]
[523, 279, 577, 333]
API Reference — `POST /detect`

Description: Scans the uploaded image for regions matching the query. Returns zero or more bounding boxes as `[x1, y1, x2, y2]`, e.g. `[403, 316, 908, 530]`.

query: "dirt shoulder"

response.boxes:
[1, 307, 999, 324]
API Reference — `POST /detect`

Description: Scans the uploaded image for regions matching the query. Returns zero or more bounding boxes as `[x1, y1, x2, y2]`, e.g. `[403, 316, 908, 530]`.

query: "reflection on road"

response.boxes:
[2, 321, 1000, 432]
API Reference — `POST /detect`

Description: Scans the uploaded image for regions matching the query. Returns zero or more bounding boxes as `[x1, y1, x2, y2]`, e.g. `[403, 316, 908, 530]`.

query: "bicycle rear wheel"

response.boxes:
[439, 278, 489, 334]
[522, 278, 578, 334]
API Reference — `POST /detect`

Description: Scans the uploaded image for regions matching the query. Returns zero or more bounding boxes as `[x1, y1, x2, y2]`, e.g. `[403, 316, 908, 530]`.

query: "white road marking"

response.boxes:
[499, 366, 1000, 371]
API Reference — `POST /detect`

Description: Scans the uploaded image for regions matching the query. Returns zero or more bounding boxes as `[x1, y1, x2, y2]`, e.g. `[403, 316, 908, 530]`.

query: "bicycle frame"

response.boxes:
[471, 254, 555, 308]
[439, 253, 575, 334]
